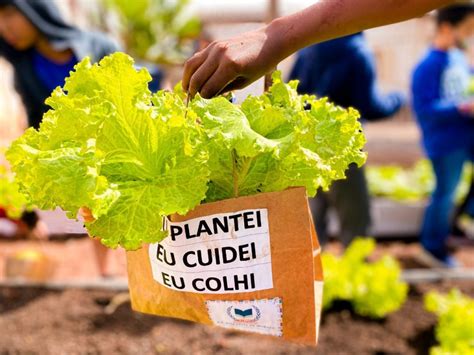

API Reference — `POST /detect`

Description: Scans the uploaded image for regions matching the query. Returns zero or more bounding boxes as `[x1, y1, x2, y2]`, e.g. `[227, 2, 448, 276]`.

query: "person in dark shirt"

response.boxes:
[411, 5, 474, 267]
[0, 0, 120, 128]
[289, 32, 404, 246]
[0, 0, 121, 275]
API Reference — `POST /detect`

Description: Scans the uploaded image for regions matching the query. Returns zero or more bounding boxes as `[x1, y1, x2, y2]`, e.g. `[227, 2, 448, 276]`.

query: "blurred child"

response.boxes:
[0, 208, 47, 239]
[0, 0, 119, 128]
[411, 5, 474, 267]
[0, 0, 119, 275]
[289, 32, 404, 247]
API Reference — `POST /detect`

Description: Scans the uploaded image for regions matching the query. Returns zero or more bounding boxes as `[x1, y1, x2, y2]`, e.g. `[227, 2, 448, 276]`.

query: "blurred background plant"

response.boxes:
[103, 0, 201, 65]
[367, 160, 472, 203]
[425, 289, 474, 355]
[322, 238, 409, 319]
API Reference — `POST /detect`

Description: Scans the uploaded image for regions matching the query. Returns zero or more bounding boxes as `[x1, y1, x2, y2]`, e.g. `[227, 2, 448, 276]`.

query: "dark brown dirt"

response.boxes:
[1, 281, 473, 355]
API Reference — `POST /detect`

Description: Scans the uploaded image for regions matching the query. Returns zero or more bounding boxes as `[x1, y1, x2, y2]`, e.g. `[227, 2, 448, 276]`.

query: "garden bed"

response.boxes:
[1, 280, 473, 354]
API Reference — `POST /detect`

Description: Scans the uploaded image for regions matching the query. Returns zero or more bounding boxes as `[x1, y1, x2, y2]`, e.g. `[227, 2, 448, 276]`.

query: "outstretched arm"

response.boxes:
[183, 0, 453, 98]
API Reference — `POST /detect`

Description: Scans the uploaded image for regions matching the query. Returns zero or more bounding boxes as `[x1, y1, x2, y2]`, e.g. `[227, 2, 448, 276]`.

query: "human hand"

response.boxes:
[182, 24, 284, 99]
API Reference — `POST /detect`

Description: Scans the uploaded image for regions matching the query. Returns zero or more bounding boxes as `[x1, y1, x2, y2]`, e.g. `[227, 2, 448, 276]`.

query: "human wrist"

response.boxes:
[265, 11, 322, 62]
[264, 17, 294, 64]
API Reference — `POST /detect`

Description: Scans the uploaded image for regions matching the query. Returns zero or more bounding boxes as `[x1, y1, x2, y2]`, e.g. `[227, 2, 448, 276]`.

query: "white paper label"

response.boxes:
[149, 209, 273, 294]
[206, 298, 283, 337]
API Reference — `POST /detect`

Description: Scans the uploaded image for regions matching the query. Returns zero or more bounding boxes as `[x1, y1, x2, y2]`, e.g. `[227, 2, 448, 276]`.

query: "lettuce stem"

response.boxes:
[232, 149, 239, 198]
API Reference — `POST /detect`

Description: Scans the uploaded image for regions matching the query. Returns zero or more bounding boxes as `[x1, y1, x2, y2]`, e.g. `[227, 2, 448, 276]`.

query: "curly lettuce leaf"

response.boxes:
[7, 56, 367, 250]
[7, 53, 209, 249]
[6, 130, 117, 219]
[194, 71, 367, 201]
[88, 92, 209, 249]
[191, 96, 279, 201]
[322, 237, 408, 318]
[425, 289, 474, 355]
[351, 255, 408, 318]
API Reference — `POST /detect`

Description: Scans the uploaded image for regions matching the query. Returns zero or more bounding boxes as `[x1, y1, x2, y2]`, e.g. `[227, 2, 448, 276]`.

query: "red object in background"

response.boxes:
[0, 207, 8, 219]
[0, 207, 21, 225]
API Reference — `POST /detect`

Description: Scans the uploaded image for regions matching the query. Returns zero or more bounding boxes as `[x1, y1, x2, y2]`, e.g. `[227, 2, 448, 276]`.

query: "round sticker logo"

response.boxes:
[226, 305, 261, 323]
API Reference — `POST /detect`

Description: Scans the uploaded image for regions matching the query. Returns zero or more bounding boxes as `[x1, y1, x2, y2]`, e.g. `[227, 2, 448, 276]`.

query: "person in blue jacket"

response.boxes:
[289, 32, 404, 247]
[412, 5, 474, 267]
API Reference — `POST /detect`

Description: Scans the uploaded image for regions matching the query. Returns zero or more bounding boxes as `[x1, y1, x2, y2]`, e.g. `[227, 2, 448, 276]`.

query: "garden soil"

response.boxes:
[1, 281, 473, 354]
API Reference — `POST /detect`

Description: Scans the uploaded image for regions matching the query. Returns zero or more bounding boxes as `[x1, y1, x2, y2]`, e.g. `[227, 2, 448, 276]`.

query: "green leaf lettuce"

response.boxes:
[193, 71, 366, 202]
[7, 53, 209, 249]
[7, 53, 367, 250]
